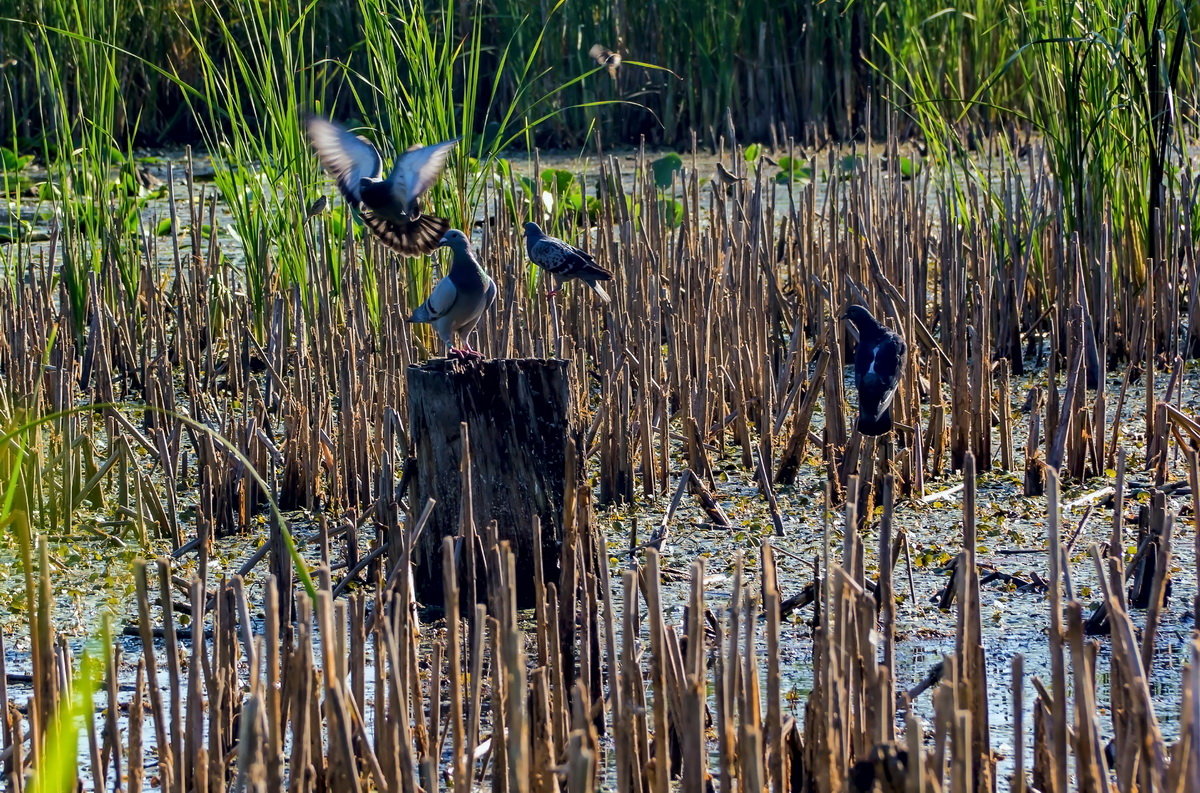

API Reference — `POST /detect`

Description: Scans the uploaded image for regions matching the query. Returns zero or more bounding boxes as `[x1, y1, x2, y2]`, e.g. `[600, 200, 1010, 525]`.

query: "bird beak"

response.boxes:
[437, 234, 452, 247]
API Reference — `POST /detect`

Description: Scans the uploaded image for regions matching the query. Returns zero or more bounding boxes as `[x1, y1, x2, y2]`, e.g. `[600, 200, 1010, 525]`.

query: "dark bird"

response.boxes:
[714, 162, 743, 186]
[305, 114, 458, 256]
[523, 221, 613, 304]
[304, 194, 327, 221]
[408, 229, 496, 359]
[588, 44, 621, 79]
[842, 304, 906, 436]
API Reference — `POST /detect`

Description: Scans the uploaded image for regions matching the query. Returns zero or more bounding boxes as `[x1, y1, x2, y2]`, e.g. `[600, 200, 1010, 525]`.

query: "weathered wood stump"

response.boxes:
[407, 357, 581, 608]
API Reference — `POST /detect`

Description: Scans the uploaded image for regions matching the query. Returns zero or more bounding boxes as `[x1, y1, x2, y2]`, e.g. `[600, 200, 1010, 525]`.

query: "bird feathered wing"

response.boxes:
[386, 139, 459, 208]
[530, 236, 613, 280]
[408, 271, 460, 324]
[361, 212, 449, 256]
[305, 115, 383, 203]
[856, 335, 906, 394]
[854, 331, 906, 435]
[464, 279, 498, 335]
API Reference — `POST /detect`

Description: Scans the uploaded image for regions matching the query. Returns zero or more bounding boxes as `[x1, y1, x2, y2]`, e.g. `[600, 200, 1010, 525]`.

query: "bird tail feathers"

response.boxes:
[588, 281, 611, 304]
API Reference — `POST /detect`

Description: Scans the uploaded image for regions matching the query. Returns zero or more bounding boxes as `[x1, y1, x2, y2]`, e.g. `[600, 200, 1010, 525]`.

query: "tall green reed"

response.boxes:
[877, 0, 1197, 295]
[19, 3, 150, 336]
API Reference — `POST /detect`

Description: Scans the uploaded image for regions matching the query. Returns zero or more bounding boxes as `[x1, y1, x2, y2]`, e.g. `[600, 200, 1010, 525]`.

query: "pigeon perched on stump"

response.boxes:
[305, 114, 458, 256]
[842, 304, 906, 436]
[408, 230, 496, 359]
[523, 221, 613, 304]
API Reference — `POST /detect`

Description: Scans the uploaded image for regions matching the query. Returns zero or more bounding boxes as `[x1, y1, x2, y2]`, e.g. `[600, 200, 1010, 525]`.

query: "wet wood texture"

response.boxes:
[407, 357, 580, 606]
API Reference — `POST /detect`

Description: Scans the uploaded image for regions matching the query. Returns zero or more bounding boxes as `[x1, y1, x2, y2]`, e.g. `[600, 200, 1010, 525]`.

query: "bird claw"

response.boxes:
[448, 347, 484, 361]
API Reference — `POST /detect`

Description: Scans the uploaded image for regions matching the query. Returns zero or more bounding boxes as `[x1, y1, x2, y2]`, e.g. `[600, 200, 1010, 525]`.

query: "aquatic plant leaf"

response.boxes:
[651, 153, 683, 189]
[897, 156, 920, 178]
[744, 143, 760, 162]
[541, 168, 576, 193]
[0, 147, 33, 173]
[774, 156, 812, 183]
[0, 220, 31, 242]
[658, 198, 683, 227]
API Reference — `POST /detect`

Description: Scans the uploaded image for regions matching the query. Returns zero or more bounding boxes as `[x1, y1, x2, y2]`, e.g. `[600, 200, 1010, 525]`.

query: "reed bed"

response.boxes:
[0, 129, 1199, 790]
[3, 0, 1198, 147]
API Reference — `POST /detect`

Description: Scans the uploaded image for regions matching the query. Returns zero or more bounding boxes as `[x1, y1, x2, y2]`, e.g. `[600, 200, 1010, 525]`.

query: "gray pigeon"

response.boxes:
[408, 229, 496, 358]
[523, 221, 613, 304]
[305, 114, 458, 256]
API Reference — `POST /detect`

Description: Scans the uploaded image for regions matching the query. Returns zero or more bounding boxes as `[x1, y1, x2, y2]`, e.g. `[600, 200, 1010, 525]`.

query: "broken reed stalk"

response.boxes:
[2, 140, 1195, 547]
[6, 519, 1192, 792]
[3, 139, 1200, 793]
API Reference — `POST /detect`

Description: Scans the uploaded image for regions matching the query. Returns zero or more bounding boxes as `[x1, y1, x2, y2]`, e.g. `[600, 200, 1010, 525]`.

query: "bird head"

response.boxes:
[523, 221, 542, 238]
[841, 304, 875, 328]
[438, 229, 469, 250]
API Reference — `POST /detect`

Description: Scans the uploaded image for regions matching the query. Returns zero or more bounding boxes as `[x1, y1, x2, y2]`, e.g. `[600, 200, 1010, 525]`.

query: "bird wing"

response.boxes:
[868, 339, 904, 382]
[305, 115, 383, 203]
[531, 237, 613, 280]
[456, 276, 497, 336]
[386, 138, 459, 207]
[483, 277, 497, 313]
[858, 335, 905, 410]
[409, 271, 461, 324]
[361, 211, 449, 256]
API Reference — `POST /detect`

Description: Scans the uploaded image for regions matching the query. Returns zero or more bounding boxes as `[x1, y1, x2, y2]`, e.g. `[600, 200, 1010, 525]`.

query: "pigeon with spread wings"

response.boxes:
[305, 114, 458, 256]
[842, 304, 906, 436]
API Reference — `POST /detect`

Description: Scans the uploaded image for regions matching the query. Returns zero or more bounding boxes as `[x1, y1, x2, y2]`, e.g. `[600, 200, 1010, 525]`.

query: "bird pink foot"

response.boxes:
[448, 345, 484, 361]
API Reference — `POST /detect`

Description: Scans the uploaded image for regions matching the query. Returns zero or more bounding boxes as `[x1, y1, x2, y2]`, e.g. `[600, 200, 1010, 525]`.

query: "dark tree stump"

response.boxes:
[407, 358, 581, 608]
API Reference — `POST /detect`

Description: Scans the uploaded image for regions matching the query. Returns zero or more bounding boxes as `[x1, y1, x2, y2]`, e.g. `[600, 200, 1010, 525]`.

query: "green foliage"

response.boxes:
[2, 0, 1199, 150]
[0, 147, 32, 173]
[651, 153, 683, 190]
[874, 0, 1198, 291]
[0, 219, 31, 242]
[27, 621, 109, 793]
[774, 156, 813, 184]
[895, 155, 920, 179]
[657, 197, 684, 228]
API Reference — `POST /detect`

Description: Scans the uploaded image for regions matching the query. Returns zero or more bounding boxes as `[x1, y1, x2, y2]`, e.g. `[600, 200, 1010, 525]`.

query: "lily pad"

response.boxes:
[896, 155, 921, 179]
[651, 153, 683, 190]
[541, 168, 576, 194]
[774, 156, 813, 183]
[0, 147, 33, 173]
[658, 198, 684, 228]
